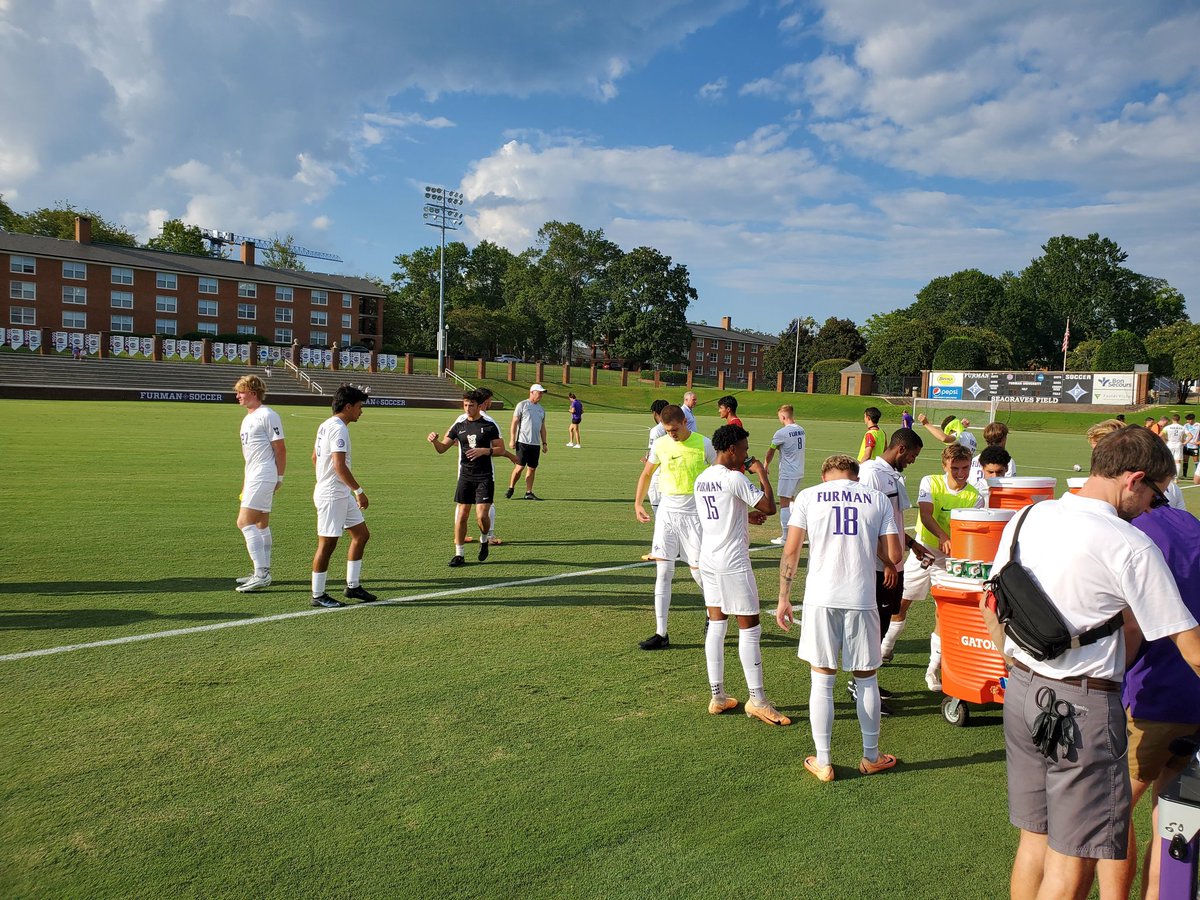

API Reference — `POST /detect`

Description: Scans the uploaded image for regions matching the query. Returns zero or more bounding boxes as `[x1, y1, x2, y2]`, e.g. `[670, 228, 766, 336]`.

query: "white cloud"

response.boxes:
[311, 215, 332, 231]
[697, 77, 728, 101]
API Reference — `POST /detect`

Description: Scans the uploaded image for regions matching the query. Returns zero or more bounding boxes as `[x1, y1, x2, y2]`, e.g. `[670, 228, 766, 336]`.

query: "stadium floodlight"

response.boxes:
[422, 185, 466, 375]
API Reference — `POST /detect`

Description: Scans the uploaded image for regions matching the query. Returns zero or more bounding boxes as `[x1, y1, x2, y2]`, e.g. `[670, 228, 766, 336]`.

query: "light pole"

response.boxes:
[423, 186, 464, 375]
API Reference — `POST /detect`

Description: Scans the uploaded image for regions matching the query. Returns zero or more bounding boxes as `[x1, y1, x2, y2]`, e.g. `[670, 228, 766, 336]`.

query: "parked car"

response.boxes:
[347, 344, 371, 353]
[494, 354, 523, 363]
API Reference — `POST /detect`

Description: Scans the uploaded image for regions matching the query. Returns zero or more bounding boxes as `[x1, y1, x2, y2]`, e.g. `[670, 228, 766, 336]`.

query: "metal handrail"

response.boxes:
[443, 368, 475, 392]
[284, 359, 324, 394]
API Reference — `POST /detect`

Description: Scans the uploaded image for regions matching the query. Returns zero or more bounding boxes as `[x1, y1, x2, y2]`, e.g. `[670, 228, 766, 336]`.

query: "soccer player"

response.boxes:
[310, 384, 374, 608]
[764, 405, 806, 546]
[695, 424, 787, 725]
[640, 399, 670, 561]
[917, 412, 978, 454]
[881, 443, 983, 689]
[566, 392, 583, 448]
[1163, 413, 1187, 477]
[451, 388, 513, 546]
[1183, 412, 1199, 478]
[506, 383, 548, 500]
[717, 395, 743, 428]
[971, 446, 1012, 505]
[429, 391, 505, 567]
[857, 406, 886, 463]
[967, 421, 1016, 495]
[633, 404, 716, 649]
[777, 455, 904, 782]
[233, 375, 285, 593]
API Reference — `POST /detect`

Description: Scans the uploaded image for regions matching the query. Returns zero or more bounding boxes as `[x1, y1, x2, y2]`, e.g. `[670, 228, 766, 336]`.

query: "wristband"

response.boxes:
[353, 487, 364, 496]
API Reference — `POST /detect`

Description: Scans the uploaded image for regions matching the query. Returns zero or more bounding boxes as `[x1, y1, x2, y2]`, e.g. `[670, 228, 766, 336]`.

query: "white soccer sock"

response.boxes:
[260, 526, 273, 571]
[854, 674, 882, 762]
[654, 560, 673, 636]
[311, 571, 327, 598]
[241, 524, 267, 576]
[779, 505, 791, 539]
[809, 672, 836, 767]
[455, 544, 465, 557]
[486, 505, 497, 540]
[705, 617, 728, 695]
[880, 618, 907, 656]
[928, 632, 942, 672]
[739, 625, 765, 703]
[346, 559, 362, 589]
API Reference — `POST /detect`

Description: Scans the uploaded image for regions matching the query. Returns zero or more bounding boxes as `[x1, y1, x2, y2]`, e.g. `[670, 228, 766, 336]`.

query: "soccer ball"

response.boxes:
[1072, 464, 1082, 472]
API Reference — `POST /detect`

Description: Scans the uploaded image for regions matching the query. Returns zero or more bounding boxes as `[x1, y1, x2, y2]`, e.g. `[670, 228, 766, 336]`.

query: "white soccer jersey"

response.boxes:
[1164, 423, 1187, 450]
[770, 423, 806, 479]
[957, 430, 978, 454]
[694, 464, 764, 574]
[240, 405, 283, 476]
[647, 422, 666, 451]
[313, 415, 352, 502]
[968, 454, 1016, 495]
[858, 458, 911, 572]
[791, 479, 898, 610]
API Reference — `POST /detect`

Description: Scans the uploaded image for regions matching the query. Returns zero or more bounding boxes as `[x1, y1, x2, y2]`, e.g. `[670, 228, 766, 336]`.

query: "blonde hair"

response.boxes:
[778, 404, 794, 417]
[233, 375, 266, 400]
[983, 422, 1008, 446]
[821, 454, 859, 478]
[1086, 418, 1125, 448]
[942, 444, 972, 465]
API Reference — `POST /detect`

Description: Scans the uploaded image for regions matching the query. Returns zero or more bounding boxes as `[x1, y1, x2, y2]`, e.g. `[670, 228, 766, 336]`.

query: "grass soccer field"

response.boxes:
[2, 398, 1193, 898]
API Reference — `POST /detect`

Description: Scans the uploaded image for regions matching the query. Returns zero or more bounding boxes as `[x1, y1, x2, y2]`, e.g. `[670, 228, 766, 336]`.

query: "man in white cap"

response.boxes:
[506, 383, 550, 500]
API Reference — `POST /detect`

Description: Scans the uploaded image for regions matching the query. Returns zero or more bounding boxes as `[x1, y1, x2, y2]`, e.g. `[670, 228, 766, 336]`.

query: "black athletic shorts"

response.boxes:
[875, 569, 904, 616]
[454, 477, 495, 505]
[1185, 446, 1198, 457]
[515, 442, 542, 468]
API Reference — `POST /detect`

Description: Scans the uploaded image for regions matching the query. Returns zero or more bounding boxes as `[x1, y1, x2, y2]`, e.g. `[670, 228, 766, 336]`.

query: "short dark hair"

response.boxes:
[887, 427, 923, 452]
[660, 404, 685, 425]
[941, 415, 957, 430]
[712, 424, 750, 452]
[332, 384, 369, 412]
[979, 446, 1011, 469]
[650, 399, 670, 416]
[864, 406, 881, 425]
[476, 387, 493, 402]
[462, 390, 482, 403]
[718, 395, 738, 413]
[1091, 425, 1176, 482]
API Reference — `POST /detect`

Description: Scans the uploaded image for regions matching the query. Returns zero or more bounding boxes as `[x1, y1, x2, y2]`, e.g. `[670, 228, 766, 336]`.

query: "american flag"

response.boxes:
[1061, 319, 1070, 353]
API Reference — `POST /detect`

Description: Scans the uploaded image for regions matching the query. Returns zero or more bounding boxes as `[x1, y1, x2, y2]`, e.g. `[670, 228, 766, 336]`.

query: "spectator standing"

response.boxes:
[681, 391, 698, 431]
[506, 384, 549, 500]
[566, 392, 583, 448]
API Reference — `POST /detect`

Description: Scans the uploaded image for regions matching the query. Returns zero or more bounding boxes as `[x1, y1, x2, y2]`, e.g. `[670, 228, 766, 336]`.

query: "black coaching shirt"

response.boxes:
[448, 416, 502, 481]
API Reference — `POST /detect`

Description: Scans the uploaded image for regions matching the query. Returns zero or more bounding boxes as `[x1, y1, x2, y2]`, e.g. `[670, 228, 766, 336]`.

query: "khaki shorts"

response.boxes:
[1126, 714, 1200, 784]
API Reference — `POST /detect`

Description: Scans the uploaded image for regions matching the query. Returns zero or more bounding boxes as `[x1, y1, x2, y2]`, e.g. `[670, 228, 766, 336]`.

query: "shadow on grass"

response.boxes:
[0, 608, 250, 630]
[0, 577, 238, 596]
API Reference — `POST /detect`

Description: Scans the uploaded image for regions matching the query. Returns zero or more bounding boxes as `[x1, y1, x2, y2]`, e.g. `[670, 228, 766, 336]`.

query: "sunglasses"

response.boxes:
[1145, 479, 1170, 510]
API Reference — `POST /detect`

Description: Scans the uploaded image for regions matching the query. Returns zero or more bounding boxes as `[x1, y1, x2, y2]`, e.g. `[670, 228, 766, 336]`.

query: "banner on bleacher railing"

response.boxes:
[141, 337, 154, 357]
[163, 339, 177, 358]
[215, 342, 227, 361]
[70, 333, 84, 351]
[110, 335, 123, 355]
[27, 330, 41, 352]
[338, 351, 350, 369]
[123, 337, 137, 356]
[257, 346, 269, 362]
[300, 347, 312, 366]
[323, 349, 333, 367]
[178, 340, 191, 360]
[239, 344, 250, 362]
[52, 332, 67, 352]
[269, 346, 282, 362]
[9, 329, 24, 349]
[86, 334, 100, 355]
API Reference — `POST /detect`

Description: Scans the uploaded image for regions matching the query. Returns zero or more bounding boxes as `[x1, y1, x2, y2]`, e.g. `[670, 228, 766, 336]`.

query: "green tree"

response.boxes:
[933, 336, 987, 370]
[0, 194, 17, 231]
[1065, 338, 1103, 372]
[463, 240, 516, 310]
[1116, 277, 1187, 336]
[944, 326, 1013, 370]
[812, 316, 866, 363]
[909, 269, 1005, 329]
[862, 319, 945, 376]
[1093, 330, 1148, 372]
[859, 309, 911, 348]
[262, 234, 308, 271]
[1144, 320, 1200, 401]
[595, 246, 696, 370]
[987, 272, 1056, 368]
[387, 242, 470, 354]
[762, 317, 816, 386]
[501, 249, 553, 360]
[447, 306, 525, 359]
[811, 358, 851, 394]
[12, 202, 137, 245]
[146, 218, 219, 256]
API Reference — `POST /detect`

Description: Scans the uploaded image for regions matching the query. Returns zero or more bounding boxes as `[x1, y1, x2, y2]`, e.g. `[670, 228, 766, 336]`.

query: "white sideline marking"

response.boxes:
[0, 546, 780, 664]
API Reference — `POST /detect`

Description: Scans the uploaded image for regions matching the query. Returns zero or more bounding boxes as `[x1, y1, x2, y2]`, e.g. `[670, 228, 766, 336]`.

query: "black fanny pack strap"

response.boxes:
[1072, 610, 1125, 648]
[1008, 504, 1035, 562]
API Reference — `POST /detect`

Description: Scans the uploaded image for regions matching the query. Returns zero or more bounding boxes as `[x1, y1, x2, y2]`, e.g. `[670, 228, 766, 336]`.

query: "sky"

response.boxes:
[2, 0, 1199, 334]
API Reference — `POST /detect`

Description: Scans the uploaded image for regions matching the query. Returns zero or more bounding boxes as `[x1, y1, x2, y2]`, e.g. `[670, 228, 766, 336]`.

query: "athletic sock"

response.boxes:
[881, 618, 907, 657]
[810, 672, 836, 767]
[455, 544, 465, 557]
[779, 505, 791, 539]
[311, 571, 327, 598]
[653, 561, 673, 636]
[928, 632, 942, 673]
[854, 674, 882, 762]
[260, 526, 273, 572]
[739, 625, 765, 703]
[241, 524, 266, 576]
[705, 617, 728, 695]
[486, 505, 498, 540]
[346, 559, 362, 589]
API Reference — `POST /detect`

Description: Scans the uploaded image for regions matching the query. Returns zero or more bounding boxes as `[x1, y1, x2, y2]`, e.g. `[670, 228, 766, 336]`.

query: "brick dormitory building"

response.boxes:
[687, 316, 778, 384]
[2, 217, 386, 348]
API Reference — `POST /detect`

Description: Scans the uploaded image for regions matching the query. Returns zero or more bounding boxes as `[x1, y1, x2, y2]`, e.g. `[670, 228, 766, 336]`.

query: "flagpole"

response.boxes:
[1061, 317, 1069, 372]
[791, 318, 800, 392]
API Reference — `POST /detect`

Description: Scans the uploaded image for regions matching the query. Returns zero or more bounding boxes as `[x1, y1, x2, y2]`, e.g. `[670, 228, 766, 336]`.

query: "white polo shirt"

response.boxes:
[992, 492, 1194, 680]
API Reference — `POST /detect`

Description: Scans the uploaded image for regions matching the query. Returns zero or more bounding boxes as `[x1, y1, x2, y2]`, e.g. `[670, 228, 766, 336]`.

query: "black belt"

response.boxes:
[1009, 657, 1121, 693]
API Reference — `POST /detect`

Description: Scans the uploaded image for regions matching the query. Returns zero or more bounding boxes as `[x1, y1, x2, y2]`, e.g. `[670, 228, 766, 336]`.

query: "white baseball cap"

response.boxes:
[530, 383, 546, 393]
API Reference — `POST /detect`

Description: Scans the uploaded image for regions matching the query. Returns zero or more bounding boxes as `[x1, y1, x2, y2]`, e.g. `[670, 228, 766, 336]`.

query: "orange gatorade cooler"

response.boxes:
[987, 476, 1057, 510]
[950, 508, 1016, 562]
[1067, 477, 1087, 495]
[931, 575, 1008, 726]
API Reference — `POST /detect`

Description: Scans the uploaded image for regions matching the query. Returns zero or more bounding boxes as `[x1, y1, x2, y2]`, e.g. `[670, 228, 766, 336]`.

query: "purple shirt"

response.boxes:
[1124, 506, 1200, 722]
[901, 411, 914, 430]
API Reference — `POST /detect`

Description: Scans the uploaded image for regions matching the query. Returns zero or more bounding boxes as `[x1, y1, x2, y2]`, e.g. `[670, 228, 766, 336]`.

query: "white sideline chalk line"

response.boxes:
[0, 547, 782, 664]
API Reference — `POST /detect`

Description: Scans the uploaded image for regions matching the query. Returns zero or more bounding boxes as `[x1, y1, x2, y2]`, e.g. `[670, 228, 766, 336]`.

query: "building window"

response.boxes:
[343, 294, 353, 308]
[341, 313, 352, 328]
[111, 315, 134, 333]
[10, 255, 36, 274]
[237, 303, 256, 320]
[341, 332, 352, 345]
[739, 342, 746, 352]
[156, 272, 177, 290]
[708, 366, 717, 376]
[63, 311, 86, 329]
[199, 277, 218, 294]
[238, 282, 257, 298]
[155, 295, 177, 313]
[112, 267, 133, 285]
[63, 286, 88, 305]
[275, 328, 292, 344]
[738, 355, 745, 365]
[310, 330, 327, 345]
[156, 318, 177, 335]
[724, 340, 733, 350]
[10, 307, 36, 325]
[63, 261, 87, 279]
[724, 354, 732, 364]
[708, 352, 717, 362]
[311, 290, 328, 306]
[111, 291, 134, 309]
[197, 322, 218, 335]
[276, 286, 293, 302]
[198, 299, 218, 317]
[10, 281, 35, 300]
[275, 307, 293, 323]
[751, 344, 760, 354]
[311, 310, 327, 326]
[236, 324, 256, 335]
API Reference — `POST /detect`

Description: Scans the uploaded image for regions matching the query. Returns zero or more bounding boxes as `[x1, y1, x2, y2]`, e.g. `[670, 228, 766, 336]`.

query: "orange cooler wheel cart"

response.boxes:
[931, 575, 1008, 726]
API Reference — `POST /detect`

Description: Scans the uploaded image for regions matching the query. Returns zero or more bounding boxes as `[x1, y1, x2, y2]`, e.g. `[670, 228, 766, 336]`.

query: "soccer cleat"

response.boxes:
[708, 694, 738, 715]
[448, 555, 466, 568]
[311, 594, 345, 609]
[769, 536, 786, 545]
[804, 756, 835, 783]
[879, 701, 894, 718]
[235, 573, 271, 592]
[879, 686, 893, 700]
[859, 753, 898, 775]
[524, 492, 543, 501]
[478, 541, 489, 562]
[639, 633, 669, 651]
[235, 574, 255, 584]
[505, 487, 514, 499]
[925, 671, 942, 692]
[745, 698, 791, 726]
[847, 682, 893, 701]
[344, 585, 378, 603]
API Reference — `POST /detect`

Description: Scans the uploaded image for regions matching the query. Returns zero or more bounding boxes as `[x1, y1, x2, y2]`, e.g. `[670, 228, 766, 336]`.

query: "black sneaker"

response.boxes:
[524, 492, 543, 501]
[448, 555, 466, 568]
[639, 633, 669, 650]
[505, 487, 514, 499]
[344, 585, 378, 603]
[879, 686, 894, 700]
[311, 594, 346, 609]
[880, 700, 895, 718]
[478, 541, 489, 562]
[848, 681, 895, 704]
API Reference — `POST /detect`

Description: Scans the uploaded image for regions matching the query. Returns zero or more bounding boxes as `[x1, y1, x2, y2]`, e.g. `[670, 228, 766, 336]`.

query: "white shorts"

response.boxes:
[901, 548, 947, 603]
[700, 568, 760, 616]
[1168, 444, 1184, 462]
[650, 510, 701, 567]
[315, 493, 365, 538]
[798, 606, 883, 671]
[648, 471, 661, 509]
[777, 475, 800, 499]
[241, 476, 277, 513]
